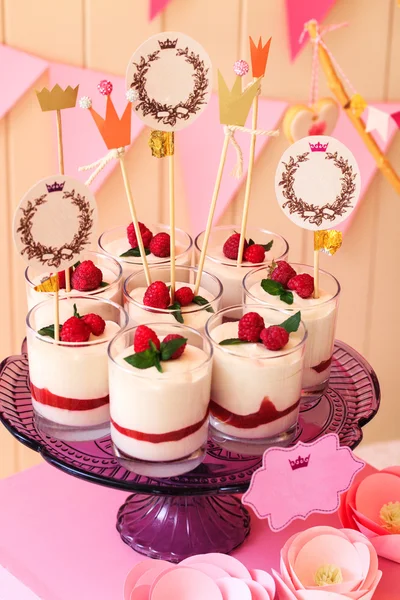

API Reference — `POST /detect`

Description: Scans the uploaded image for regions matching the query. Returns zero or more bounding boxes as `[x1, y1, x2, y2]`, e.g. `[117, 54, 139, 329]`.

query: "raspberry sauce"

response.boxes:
[312, 356, 332, 373]
[30, 383, 109, 411]
[210, 397, 300, 429]
[111, 412, 208, 444]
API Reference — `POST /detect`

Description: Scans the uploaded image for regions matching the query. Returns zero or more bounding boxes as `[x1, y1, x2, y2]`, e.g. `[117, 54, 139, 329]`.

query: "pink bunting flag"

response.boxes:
[391, 110, 400, 128]
[285, 0, 337, 60]
[149, 0, 172, 20]
[177, 93, 288, 235]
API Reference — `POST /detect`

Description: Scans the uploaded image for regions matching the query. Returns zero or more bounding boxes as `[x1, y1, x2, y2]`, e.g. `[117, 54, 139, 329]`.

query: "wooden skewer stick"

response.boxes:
[119, 153, 151, 286]
[237, 79, 259, 266]
[54, 289, 60, 341]
[65, 267, 71, 293]
[194, 133, 230, 295]
[168, 133, 176, 301]
[313, 232, 320, 299]
[306, 19, 400, 195]
[56, 109, 65, 176]
[55, 109, 68, 325]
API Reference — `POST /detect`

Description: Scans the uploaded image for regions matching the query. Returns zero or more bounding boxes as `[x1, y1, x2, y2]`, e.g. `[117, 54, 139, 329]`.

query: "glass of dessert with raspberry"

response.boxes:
[25, 251, 123, 311]
[108, 323, 213, 477]
[243, 262, 340, 406]
[123, 265, 223, 334]
[205, 305, 307, 455]
[194, 225, 289, 309]
[27, 296, 128, 441]
[98, 222, 193, 281]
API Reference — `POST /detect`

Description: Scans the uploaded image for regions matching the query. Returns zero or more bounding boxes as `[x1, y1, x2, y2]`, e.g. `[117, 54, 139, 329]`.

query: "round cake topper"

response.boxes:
[13, 175, 98, 271]
[126, 31, 212, 132]
[275, 136, 361, 231]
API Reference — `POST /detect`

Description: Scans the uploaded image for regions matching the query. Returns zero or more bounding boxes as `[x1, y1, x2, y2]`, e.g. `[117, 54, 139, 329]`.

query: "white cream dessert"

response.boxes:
[125, 283, 215, 332]
[109, 338, 212, 463]
[28, 321, 120, 427]
[209, 321, 304, 440]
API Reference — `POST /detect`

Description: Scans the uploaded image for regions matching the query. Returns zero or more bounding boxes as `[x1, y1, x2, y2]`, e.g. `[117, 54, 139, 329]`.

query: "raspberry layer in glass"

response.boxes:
[195, 226, 289, 309]
[243, 264, 340, 392]
[108, 325, 212, 464]
[206, 306, 306, 443]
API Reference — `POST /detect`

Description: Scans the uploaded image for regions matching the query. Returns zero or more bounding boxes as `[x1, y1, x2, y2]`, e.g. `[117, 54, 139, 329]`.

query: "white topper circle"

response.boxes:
[275, 136, 361, 231]
[13, 175, 98, 271]
[126, 31, 212, 132]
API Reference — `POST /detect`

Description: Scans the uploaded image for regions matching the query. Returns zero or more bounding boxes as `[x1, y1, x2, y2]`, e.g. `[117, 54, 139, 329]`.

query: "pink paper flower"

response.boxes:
[339, 465, 400, 564]
[272, 526, 382, 600]
[124, 553, 275, 600]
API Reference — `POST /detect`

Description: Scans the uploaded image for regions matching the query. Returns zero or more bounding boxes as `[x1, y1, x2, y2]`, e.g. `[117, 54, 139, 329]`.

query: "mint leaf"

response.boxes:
[73, 260, 81, 269]
[73, 304, 81, 319]
[99, 281, 109, 288]
[219, 338, 252, 346]
[160, 337, 187, 360]
[261, 279, 284, 296]
[279, 311, 301, 333]
[280, 290, 294, 305]
[248, 238, 255, 246]
[124, 348, 157, 370]
[120, 247, 151, 258]
[37, 324, 62, 339]
[193, 295, 214, 314]
[168, 301, 184, 324]
[263, 240, 274, 252]
[149, 342, 163, 373]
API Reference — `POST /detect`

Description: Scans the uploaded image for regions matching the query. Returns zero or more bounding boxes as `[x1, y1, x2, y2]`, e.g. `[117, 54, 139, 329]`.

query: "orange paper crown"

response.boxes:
[88, 95, 131, 149]
[249, 36, 272, 78]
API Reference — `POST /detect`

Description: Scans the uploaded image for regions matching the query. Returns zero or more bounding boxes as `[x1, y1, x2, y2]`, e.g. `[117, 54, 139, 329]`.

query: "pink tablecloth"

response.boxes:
[0, 464, 397, 599]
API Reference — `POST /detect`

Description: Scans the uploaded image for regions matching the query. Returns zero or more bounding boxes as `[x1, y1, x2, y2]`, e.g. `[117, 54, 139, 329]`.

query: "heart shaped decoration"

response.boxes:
[283, 97, 339, 143]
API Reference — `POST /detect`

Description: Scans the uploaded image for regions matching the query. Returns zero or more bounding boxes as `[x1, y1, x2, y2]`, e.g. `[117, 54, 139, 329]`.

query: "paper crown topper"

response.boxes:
[36, 84, 79, 111]
[249, 36, 272, 78]
[218, 71, 260, 127]
[80, 81, 133, 149]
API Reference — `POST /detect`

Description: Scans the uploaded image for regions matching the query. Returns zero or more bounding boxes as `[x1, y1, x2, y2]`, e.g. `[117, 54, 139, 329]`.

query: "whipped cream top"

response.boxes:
[128, 282, 214, 310]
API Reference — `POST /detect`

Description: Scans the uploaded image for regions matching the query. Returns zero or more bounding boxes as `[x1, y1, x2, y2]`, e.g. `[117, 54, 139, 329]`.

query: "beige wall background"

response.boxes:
[0, 0, 399, 477]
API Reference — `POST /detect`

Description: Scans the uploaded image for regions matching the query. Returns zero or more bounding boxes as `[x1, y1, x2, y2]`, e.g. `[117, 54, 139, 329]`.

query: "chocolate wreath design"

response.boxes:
[278, 151, 356, 227]
[16, 189, 94, 268]
[130, 46, 209, 127]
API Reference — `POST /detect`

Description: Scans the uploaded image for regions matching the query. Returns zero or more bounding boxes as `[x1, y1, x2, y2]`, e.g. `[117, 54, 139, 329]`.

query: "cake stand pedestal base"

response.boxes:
[116, 493, 251, 563]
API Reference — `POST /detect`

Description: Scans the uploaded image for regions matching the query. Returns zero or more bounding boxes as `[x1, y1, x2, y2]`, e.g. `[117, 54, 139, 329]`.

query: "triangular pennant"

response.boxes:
[365, 106, 390, 141]
[0, 44, 48, 119]
[49, 64, 145, 191]
[149, 0, 172, 20]
[285, 0, 337, 61]
[177, 93, 288, 235]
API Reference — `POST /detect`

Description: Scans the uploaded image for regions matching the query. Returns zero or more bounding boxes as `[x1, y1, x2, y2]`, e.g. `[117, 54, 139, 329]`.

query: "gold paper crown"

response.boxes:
[88, 96, 131, 149]
[217, 71, 260, 127]
[36, 84, 79, 111]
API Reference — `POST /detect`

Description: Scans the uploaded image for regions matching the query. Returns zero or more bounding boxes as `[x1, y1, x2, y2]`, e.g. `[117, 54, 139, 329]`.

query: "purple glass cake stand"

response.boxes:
[0, 341, 379, 562]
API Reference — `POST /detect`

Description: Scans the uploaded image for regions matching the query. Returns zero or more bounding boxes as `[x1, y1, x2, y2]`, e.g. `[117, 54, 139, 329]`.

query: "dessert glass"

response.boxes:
[99, 223, 193, 281]
[123, 265, 223, 333]
[108, 323, 213, 477]
[206, 304, 307, 455]
[195, 225, 289, 309]
[243, 264, 340, 405]
[25, 250, 123, 311]
[27, 296, 128, 442]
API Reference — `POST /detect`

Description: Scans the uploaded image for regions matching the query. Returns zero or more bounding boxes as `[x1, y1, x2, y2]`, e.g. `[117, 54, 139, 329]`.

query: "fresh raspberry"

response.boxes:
[60, 316, 91, 343]
[149, 232, 170, 258]
[223, 233, 248, 260]
[243, 244, 265, 264]
[82, 313, 106, 336]
[175, 286, 194, 307]
[270, 261, 297, 287]
[143, 281, 170, 309]
[162, 334, 187, 359]
[287, 273, 314, 299]
[134, 325, 161, 353]
[127, 222, 153, 249]
[238, 312, 265, 343]
[71, 260, 103, 292]
[260, 326, 289, 351]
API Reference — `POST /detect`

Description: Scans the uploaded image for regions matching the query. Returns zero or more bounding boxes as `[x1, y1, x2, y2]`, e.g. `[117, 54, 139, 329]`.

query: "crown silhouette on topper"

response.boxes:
[158, 38, 178, 50]
[36, 85, 79, 111]
[249, 36, 272, 78]
[46, 181, 65, 193]
[289, 454, 310, 470]
[309, 141, 329, 152]
[218, 71, 260, 127]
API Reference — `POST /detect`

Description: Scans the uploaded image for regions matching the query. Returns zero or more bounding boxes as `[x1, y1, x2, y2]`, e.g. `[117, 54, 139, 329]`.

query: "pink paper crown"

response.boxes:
[309, 141, 329, 152]
[46, 181, 65, 193]
[289, 454, 310, 470]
